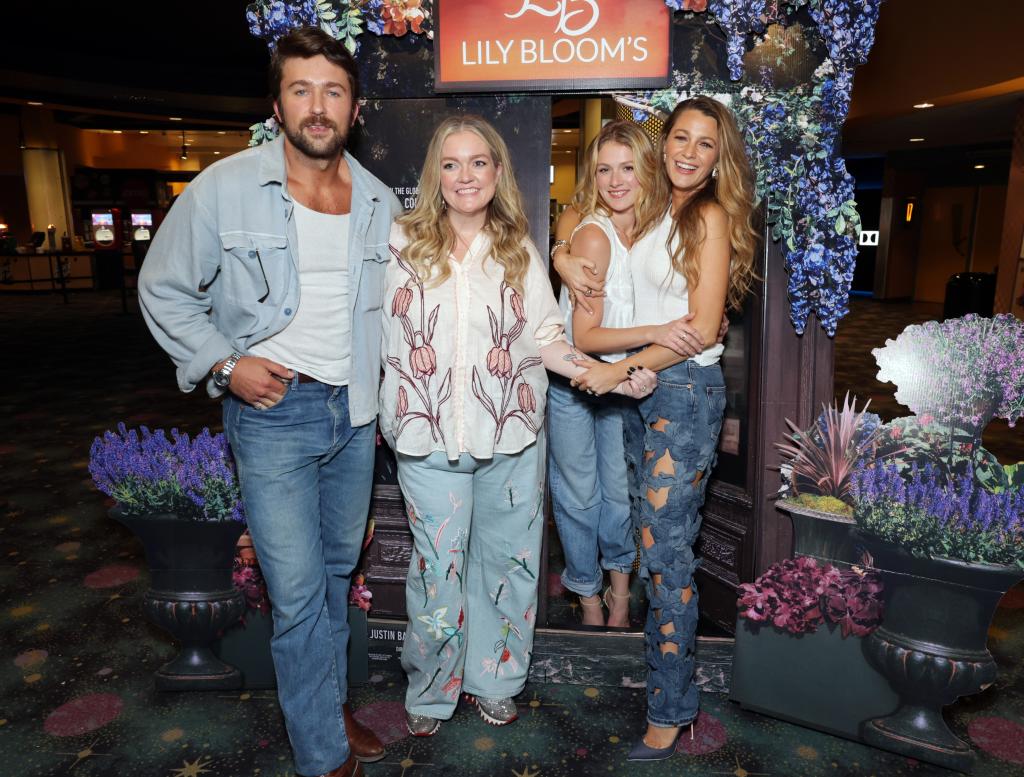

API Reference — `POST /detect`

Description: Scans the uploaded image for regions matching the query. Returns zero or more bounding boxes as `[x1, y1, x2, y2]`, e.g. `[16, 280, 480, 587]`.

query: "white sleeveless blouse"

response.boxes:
[557, 212, 634, 363]
[630, 210, 724, 366]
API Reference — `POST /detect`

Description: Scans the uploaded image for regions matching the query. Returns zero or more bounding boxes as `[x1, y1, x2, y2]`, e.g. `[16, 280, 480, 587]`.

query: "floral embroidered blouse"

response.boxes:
[380, 223, 565, 460]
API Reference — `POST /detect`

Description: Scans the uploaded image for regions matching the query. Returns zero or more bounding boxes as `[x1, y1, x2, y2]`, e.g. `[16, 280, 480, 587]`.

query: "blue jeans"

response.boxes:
[547, 377, 634, 597]
[623, 360, 726, 727]
[223, 379, 374, 776]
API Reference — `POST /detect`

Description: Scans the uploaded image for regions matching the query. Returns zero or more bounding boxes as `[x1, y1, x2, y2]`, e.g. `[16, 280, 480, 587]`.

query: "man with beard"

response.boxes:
[138, 26, 400, 777]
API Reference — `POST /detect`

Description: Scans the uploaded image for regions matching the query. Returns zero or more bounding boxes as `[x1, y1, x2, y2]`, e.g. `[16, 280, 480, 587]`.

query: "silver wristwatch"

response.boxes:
[212, 352, 242, 389]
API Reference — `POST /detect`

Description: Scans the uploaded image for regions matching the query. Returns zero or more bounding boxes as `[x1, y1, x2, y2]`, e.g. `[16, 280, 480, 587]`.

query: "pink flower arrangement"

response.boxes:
[872, 314, 1024, 434]
[349, 574, 372, 612]
[737, 556, 883, 637]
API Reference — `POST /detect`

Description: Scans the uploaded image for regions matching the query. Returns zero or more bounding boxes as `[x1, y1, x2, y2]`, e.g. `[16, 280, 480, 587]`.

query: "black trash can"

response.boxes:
[942, 272, 995, 320]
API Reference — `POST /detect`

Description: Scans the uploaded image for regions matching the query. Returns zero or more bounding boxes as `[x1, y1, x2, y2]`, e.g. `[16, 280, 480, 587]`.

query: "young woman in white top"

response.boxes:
[379, 115, 655, 737]
[572, 97, 758, 761]
[547, 121, 713, 628]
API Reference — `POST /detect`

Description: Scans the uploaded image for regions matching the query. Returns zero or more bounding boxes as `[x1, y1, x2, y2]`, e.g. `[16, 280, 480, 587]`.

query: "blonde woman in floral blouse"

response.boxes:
[380, 115, 655, 737]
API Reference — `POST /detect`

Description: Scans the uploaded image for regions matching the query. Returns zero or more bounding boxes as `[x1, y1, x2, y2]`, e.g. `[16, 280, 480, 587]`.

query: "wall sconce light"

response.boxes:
[903, 197, 917, 225]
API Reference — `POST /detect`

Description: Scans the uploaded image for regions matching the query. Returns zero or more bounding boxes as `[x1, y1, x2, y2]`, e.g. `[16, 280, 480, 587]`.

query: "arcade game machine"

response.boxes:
[130, 211, 153, 271]
[92, 208, 123, 290]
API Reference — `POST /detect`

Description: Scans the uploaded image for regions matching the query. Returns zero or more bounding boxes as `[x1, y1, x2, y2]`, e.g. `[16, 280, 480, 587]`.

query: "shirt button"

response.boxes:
[248, 250, 257, 258]
[284, 308, 293, 316]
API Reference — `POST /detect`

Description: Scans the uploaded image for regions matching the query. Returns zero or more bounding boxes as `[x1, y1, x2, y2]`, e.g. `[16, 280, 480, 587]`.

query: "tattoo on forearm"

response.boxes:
[562, 347, 586, 363]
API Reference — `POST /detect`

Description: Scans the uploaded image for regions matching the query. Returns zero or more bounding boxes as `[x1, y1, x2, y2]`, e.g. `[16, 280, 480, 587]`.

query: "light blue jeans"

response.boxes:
[223, 379, 374, 777]
[547, 376, 634, 597]
[397, 442, 545, 720]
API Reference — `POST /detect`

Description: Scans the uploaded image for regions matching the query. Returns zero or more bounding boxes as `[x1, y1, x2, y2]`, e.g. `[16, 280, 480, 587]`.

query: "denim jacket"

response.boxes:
[138, 135, 402, 427]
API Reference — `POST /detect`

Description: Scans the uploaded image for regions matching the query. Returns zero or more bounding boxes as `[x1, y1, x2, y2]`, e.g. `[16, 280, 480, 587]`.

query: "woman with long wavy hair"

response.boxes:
[378, 115, 654, 737]
[572, 96, 758, 760]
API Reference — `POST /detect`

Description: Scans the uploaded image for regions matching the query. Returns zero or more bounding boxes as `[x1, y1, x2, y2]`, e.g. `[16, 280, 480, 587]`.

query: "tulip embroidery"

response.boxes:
[387, 246, 452, 443]
[472, 281, 542, 442]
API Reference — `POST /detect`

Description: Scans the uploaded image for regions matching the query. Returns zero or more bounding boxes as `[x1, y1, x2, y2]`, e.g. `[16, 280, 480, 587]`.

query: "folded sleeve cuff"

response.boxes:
[178, 330, 234, 395]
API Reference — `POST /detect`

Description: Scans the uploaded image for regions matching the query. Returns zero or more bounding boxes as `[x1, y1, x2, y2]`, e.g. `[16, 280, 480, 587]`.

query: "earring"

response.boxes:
[711, 167, 719, 179]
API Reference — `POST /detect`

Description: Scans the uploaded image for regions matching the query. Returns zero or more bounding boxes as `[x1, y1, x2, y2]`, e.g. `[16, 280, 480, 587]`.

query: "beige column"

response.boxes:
[994, 99, 1024, 319]
[20, 107, 72, 244]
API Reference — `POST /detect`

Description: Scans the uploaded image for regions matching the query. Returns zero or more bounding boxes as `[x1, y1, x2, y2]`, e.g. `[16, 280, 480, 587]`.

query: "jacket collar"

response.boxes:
[257, 134, 381, 204]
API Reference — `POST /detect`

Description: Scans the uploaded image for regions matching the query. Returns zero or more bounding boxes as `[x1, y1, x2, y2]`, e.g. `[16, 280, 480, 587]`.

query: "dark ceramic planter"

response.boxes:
[731, 619, 897, 741]
[777, 499, 858, 565]
[112, 508, 246, 691]
[858, 533, 1024, 773]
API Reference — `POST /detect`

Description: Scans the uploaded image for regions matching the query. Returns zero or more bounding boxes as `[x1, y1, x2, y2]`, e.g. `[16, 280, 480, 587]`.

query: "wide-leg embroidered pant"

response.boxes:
[623, 360, 726, 727]
[396, 441, 545, 720]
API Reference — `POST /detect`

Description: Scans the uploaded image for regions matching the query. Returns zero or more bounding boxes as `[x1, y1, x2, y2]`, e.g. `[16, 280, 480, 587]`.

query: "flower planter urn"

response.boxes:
[731, 619, 898, 741]
[858, 533, 1024, 773]
[112, 509, 246, 691]
[777, 499, 858, 565]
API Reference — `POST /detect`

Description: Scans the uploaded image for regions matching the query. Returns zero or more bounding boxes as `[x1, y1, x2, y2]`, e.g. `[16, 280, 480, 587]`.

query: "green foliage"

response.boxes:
[857, 499, 1024, 570]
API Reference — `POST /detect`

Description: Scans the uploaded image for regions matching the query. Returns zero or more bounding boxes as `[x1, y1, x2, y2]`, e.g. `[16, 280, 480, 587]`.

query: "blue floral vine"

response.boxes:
[638, 0, 882, 335]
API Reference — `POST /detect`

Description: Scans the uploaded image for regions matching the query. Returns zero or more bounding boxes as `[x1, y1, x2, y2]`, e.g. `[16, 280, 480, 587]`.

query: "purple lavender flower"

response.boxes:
[89, 425, 246, 523]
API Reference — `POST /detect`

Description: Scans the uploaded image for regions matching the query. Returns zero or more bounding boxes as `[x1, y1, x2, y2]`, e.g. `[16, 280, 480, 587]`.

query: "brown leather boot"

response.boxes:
[316, 753, 363, 777]
[343, 702, 385, 763]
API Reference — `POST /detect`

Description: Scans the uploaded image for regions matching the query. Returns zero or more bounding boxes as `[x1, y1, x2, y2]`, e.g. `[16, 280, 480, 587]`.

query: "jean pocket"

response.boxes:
[705, 385, 727, 424]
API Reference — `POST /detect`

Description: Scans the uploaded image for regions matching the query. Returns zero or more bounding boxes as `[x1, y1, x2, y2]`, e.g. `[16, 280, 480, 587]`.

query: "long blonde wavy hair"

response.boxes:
[661, 96, 759, 311]
[396, 115, 530, 292]
[572, 120, 668, 242]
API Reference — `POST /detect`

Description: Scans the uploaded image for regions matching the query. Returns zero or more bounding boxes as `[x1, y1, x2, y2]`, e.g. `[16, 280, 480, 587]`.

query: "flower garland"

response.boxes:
[246, 0, 430, 53]
[244, 0, 882, 334]
[622, 0, 883, 335]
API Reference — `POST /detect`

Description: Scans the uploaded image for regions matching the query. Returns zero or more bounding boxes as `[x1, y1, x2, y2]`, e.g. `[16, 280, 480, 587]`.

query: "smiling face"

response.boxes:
[594, 141, 639, 215]
[663, 108, 721, 203]
[439, 130, 502, 221]
[273, 54, 358, 160]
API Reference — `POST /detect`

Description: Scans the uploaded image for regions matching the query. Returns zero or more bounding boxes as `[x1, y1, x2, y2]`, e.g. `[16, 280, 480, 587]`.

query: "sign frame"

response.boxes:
[433, 0, 672, 93]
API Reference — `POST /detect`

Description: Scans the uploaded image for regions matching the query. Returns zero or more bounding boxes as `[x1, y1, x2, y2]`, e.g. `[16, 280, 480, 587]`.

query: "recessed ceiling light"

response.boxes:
[217, 131, 226, 135]
[913, 102, 934, 109]
[214, 151, 221, 155]
[169, 116, 182, 121]
[112, 130, 122, 134]
[139, 130, 149, 134]
[27, 101, 43, 106]
[974, 164, 986, 169]
[909, 137, 925, 142]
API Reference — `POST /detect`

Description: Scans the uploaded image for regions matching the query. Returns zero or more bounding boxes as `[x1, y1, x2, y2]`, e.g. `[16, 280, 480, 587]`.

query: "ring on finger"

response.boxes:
[584, 288, 593, 297]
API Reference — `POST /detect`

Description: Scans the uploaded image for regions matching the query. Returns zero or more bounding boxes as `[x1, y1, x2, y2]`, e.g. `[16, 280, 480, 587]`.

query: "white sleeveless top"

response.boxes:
[250, 200, 352, 384]
[557, 213, 634, 363]
[631, 210, 724, 366]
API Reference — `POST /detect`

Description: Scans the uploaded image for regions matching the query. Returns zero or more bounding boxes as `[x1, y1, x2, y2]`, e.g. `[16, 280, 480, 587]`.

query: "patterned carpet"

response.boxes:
[2, 291, 1023, 776]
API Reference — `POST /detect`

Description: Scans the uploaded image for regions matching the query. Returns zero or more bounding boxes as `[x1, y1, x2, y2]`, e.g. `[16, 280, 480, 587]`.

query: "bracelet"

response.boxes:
[550, 239, 569, 260]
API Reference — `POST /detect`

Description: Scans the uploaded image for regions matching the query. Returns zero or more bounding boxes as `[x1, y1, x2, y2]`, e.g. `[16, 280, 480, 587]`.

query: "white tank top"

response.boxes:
[631, 209, 724, 366]
[558, 212, 633, 362]
[250, 200, 352, 384]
